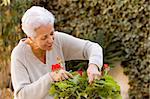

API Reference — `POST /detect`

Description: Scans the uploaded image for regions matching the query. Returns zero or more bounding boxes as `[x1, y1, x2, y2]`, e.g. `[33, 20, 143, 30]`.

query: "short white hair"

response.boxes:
[21, 6, 55, 37]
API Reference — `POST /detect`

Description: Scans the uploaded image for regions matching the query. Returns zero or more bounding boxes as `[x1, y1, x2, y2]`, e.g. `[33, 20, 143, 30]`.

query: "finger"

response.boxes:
[98, 72, 102, 80]
[88, 74, 94, 84]
[60, 75, 66, 81]
[87, 72, 93, 84]
[94, 75, 100, 80]
[100, 71, 102, 76]
[87, 71, 90, 76]
[62, 73, 69, 79]
[55, 76, 59, 82]
[65, 72, 73, 78]
[97, 75, 101, 80]
[58, 75, 63, 81]
[55, 73, 62, 81]
[52, 72, 58, 81]
[94, 73, 101, 80]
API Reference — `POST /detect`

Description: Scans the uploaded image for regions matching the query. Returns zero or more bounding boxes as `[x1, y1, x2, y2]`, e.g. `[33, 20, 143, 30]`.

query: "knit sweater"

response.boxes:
[11, 31, 103, 99]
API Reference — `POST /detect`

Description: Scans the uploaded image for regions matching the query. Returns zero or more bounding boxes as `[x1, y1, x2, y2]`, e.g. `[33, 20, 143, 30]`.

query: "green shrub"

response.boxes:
[0, 0, 32, 88]
[33, 0, 149, 98]
[33, 0, 123, 66]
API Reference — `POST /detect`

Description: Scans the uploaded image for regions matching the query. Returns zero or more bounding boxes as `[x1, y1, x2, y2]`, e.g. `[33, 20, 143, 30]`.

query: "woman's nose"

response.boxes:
[47, 36, 54, 44]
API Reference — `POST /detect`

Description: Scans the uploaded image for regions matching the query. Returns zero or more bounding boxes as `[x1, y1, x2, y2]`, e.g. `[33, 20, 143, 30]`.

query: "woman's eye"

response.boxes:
[41, 38, 45, 40]
[41, 36, 47, 40]
[50, 31, 54, 36]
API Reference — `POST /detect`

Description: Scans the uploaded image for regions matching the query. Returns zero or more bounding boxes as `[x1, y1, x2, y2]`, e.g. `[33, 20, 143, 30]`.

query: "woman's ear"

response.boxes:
[28, 37, 35, 44]
[28, 37, 32, 40]
[28, 37, 39, 49]
[28, 37, 35, 41]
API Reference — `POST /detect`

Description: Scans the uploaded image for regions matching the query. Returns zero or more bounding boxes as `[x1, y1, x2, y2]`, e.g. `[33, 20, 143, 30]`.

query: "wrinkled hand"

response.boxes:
[87, 64, 102, 84]
[50, 69, 73, 82]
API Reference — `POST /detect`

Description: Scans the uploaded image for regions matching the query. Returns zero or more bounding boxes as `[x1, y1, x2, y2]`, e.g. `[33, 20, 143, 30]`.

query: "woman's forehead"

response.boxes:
[35, 24, 54, 36]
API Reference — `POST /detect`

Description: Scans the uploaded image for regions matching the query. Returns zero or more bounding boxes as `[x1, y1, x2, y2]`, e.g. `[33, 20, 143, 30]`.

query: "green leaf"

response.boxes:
[49, 85, 56, 95]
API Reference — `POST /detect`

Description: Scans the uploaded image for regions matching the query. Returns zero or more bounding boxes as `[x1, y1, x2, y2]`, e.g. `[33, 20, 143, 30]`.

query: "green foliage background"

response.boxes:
[0, 0, 149, 98]
[0, 0, 32, 89]
[32, 0, 150, 98]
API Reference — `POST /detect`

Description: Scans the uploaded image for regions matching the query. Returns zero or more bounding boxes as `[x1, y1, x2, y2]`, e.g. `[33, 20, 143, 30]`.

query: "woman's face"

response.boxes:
[32, 24, 54, 51]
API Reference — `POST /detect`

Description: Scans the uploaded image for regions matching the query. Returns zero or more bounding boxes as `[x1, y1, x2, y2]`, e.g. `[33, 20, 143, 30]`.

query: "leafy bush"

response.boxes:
[33, 0, 123, 65]
[49, 71, 122, 99]
[0, 0, 32, 89]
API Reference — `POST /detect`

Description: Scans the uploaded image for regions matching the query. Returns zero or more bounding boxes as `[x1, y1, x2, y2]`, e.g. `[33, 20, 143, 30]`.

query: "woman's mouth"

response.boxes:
[48, 44, 53, 47]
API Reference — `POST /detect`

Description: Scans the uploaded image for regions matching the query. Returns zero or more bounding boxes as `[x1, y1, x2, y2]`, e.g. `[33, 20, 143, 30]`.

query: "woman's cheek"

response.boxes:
[38, 41, 45, 49]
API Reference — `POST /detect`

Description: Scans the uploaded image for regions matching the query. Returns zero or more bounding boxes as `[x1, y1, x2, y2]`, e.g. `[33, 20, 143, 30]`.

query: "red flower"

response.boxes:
[51, 64, 63, 72]
[104, 64, 109, 69]
[103, 64, 110, 75]
[77, 69, 83, 76]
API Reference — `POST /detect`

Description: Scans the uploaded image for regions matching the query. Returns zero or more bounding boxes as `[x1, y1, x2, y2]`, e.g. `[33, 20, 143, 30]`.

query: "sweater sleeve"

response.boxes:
[56, 32, 103, 70]
[11, 51, 53, 99]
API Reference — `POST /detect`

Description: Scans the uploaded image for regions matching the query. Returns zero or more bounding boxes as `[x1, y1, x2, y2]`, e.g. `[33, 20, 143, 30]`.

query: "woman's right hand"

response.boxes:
[50, 69, 73, 81]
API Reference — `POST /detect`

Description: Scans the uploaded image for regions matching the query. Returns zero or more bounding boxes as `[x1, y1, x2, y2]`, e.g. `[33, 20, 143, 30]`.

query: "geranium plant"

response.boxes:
[49, 64, 122, 99]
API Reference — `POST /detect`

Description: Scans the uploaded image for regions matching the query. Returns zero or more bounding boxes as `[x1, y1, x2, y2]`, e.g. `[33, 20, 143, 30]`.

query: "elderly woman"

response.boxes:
[11, 6, 103, 99]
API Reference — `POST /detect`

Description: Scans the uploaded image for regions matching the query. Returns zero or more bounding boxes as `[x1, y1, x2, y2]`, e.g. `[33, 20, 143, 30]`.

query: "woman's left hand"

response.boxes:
[87, 63, 102, 84]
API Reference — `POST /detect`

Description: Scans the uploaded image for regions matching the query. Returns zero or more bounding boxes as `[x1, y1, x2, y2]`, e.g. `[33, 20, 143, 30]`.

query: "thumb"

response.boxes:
[88, 74, 94, 84]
